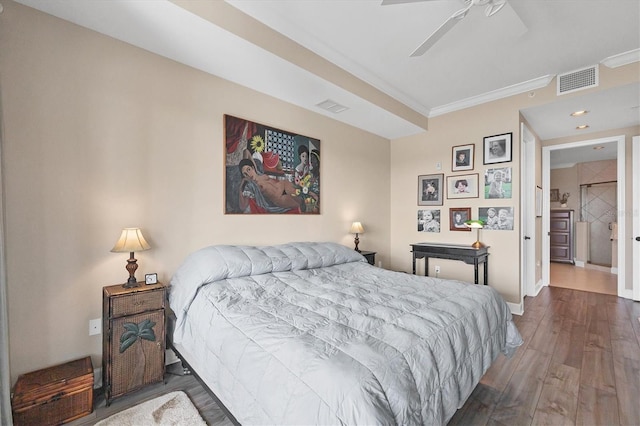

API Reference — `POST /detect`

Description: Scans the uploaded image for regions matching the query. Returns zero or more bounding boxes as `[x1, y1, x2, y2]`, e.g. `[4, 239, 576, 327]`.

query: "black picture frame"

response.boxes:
[483, 133, 512, 164]
[418, 174, 444, 206]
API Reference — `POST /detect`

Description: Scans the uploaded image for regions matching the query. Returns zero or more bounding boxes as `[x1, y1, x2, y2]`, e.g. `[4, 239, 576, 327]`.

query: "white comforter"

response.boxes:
[169, 242, 522, 425]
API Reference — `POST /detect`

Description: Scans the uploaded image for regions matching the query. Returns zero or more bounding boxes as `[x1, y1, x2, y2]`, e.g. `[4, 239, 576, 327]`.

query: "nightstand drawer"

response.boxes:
[110, 290, 164, 317]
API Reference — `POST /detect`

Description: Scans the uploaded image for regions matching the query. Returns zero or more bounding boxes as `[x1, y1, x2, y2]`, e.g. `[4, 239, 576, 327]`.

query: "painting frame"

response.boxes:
[483, 132, 512, 164]
[452, 144, 474, 171]
[224, 114, 320, 215]
[536, 186, 543, 217]
[418, 173, 444, 206]
[550, 188, 560, 202]
[446, 173, 479, 199]
[449, 207, 472, 232]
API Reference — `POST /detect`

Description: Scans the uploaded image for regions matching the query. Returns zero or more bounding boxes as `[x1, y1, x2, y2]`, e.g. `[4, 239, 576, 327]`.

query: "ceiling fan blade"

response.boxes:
[410, 3, 473, 57]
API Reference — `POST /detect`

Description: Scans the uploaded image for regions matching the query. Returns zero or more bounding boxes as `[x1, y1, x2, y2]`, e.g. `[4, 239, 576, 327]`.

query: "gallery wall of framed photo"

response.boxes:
[417, 132, 515, 233]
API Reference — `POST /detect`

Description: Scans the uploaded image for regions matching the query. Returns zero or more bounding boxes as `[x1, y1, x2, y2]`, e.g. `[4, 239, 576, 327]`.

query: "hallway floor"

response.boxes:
[550, 262, 617, 296]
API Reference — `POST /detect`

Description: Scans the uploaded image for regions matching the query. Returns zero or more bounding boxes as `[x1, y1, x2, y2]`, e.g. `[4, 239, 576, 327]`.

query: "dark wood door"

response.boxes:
[550, 209, 574, 263]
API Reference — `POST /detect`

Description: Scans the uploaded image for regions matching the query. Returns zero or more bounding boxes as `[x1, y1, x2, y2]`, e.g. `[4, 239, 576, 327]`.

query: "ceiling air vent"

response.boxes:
[316, 99, 349, 114]
[557, 65, 599, 95]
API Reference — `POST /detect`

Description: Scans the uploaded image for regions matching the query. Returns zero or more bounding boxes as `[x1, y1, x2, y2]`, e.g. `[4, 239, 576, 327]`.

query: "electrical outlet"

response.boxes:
[435, 265, 441, 274]
[89, 318, 101, 336]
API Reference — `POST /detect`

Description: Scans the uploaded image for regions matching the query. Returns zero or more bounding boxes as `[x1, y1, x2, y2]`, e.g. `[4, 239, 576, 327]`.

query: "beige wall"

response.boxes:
[550, 166, 580, 211]
[390, 99, 523, 304]
[2, 0, 639, 383]
[0, 2, 391, 382]
[389, 62, 640, 306]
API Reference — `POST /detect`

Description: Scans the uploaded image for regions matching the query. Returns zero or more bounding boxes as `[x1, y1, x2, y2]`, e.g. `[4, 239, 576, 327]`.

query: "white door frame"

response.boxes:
[520, 123, 538, 305]
[542, 135, 628, 298]
[633, 136, 639, 301]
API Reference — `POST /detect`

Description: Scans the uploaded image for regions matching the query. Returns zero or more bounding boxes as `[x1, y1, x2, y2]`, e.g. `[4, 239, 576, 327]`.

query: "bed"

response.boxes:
[168, 241, 522, 425]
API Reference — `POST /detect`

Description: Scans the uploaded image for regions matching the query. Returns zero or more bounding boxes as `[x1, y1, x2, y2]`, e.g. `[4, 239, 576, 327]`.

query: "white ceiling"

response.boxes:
[13, 0, 640, 145]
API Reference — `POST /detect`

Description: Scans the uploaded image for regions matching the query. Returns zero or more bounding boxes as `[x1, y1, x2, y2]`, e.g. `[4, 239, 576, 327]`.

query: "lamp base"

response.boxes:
[471, 241, 485, 249]
[122, 278, 140, 289]
[354, 234, 360, 252]
[122, 253, 140, 288]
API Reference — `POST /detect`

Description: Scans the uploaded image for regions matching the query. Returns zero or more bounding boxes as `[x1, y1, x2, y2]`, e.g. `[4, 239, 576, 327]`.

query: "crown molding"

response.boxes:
[600, 49, 640, 68]
[428, 75, 555, 118]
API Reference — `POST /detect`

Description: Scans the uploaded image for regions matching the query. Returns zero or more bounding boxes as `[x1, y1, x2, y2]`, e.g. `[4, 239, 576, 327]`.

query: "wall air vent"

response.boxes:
[557, 65, 599, 95]
[316, 99, 349, 114]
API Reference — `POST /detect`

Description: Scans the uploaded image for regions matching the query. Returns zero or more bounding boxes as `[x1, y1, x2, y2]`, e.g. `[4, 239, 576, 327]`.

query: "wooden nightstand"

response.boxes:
[360, 250, 376, 265]
[102, 282, 166, 406]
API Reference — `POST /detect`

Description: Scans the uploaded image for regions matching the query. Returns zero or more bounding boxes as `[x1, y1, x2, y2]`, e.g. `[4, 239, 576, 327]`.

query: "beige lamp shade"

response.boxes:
[349, 222, 364, 234]
[111, 228, 151, 253]
[111, 228, 151, 288]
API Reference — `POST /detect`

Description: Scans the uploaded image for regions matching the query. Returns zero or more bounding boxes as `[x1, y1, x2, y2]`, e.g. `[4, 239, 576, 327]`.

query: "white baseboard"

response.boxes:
[534, 279, 543, 296]
[507, 301, 524, 316]
[611, 267, 618, 275]
[574, 260, 585, 268]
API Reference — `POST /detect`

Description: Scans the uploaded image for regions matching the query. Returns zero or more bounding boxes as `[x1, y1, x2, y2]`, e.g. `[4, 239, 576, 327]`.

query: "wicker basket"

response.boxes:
[12, 356, 93, 425]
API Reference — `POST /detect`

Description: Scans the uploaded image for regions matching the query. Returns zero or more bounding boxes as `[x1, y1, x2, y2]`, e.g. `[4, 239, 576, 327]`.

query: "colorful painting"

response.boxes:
[225, 115, 320, 214]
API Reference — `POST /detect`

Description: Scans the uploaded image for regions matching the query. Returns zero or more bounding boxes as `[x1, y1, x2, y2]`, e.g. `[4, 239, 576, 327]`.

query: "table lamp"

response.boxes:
[349, 221, 364, 252]
[111, 228, 151, 288]
[465, 220, 485, 248]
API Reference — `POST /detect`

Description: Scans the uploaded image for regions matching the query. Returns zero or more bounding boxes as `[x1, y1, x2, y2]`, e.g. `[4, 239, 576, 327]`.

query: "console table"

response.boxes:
[410, 243, 490, 285]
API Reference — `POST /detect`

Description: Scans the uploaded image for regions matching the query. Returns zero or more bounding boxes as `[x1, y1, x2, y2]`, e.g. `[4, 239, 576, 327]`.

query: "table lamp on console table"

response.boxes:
[465, 220, 485, 249]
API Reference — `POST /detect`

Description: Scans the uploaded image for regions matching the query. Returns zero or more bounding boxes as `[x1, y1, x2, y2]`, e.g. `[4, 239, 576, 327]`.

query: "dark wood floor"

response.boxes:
[72, 286, 640, 425]
[68, 365, 234, 426]
[450, 286, 640, 426]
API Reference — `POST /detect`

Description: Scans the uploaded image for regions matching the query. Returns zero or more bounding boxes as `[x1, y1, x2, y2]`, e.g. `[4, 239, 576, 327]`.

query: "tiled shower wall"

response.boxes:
[577, 160, 617, 266]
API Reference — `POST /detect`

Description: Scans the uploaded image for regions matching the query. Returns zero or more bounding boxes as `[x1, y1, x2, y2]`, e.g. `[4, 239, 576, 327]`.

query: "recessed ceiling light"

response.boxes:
[593, 146, 605, 150]
[570, 110, 589, 117]
[576, 124, 590, 130]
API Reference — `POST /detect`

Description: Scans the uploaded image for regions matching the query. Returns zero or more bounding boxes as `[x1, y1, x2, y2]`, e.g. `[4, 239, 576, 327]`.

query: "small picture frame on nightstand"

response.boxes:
[145, 273, 158, 285]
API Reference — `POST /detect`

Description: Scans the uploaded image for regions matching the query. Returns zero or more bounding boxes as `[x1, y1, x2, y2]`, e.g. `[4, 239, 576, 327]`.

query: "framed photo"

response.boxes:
[484, 167, 512, 199]
[449, 207, 471, 231]
[479, 206, 514, 230]
[550, 188, 560, 202]
[452, 144, 474, 171]
[418, 209, 441, 233]
[418, 174, 444, 206]
[483, 133, 512, 164]
[145, 273, 158, 285]
[446, 173, 479, 199]
[536, 186, 543, 217]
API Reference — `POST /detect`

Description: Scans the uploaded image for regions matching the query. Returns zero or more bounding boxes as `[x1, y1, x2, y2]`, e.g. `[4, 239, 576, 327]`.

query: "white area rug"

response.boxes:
[95, 391, 207, 426]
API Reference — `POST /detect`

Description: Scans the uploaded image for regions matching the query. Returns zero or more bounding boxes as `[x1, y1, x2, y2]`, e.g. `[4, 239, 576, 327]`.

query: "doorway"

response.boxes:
[542, 135, 627, 298]
[579, 181, 617, 269]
